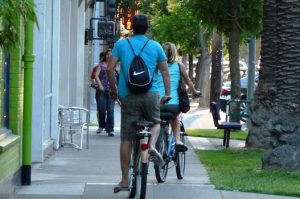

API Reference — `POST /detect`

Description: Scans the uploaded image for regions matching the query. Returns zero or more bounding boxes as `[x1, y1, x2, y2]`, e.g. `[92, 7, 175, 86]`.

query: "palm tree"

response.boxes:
[0, 0, 38, 49]
[246, 0, 300, 171]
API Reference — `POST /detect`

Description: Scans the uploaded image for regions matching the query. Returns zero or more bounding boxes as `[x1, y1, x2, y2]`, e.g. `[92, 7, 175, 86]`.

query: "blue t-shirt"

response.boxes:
[157, 62, 180, 105]
[112, 35, 167, 100]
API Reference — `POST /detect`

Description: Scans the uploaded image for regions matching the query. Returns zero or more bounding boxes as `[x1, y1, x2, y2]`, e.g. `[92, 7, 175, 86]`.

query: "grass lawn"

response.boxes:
[196, 149, 300, 197]
[187, 128, 248, 140]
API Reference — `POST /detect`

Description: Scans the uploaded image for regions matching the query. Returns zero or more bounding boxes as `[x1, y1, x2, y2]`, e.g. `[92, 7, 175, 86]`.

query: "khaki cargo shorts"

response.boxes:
[120, 92, 160, 141]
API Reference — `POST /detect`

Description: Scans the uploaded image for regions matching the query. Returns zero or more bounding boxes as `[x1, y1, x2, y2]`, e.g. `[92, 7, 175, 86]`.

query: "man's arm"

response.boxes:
[157, 60, 171, 102]
[107, 56, 119, 99]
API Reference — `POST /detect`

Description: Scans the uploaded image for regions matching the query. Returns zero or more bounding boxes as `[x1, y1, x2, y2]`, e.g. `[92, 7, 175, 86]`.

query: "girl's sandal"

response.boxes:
[175, 144, 188, 152]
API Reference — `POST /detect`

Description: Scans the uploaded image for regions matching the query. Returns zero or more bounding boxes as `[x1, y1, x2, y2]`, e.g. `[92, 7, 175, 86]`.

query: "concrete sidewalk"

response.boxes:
[11, 104, 299, 199]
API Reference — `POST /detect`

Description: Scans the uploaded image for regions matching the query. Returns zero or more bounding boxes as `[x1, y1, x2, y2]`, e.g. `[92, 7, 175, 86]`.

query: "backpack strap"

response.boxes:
[178, 62, 182, 81]
[127, 39, 150, 56]
[121, 39, 153, 84]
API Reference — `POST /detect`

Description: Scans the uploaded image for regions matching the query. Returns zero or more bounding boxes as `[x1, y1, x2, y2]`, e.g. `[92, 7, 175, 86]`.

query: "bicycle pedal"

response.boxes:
[149, 156, 155, 161]
[149, 156, 158, 162]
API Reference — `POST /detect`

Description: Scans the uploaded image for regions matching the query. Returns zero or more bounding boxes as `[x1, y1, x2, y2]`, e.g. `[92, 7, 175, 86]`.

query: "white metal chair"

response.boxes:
[58, 106, 90, 150]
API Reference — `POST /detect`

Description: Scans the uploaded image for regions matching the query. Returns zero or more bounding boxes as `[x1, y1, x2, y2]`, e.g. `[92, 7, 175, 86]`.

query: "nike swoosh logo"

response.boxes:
[133, 71, 145, 76]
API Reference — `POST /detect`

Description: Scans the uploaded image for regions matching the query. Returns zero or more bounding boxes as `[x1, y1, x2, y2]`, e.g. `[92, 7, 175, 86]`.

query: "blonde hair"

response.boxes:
[163, 42, 177, 63]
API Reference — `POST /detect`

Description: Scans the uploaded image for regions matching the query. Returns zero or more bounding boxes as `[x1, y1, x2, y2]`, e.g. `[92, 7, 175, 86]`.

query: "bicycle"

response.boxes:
[127, 120, 153, 199]
[154, 93, 201, 182]
[113, 97, 170, 198]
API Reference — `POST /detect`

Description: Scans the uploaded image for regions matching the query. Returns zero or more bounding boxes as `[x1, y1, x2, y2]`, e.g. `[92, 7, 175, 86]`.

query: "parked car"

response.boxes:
[220, 72, 258, 116]
[222, 60, 248, 82]
[221, 72, 259, 97]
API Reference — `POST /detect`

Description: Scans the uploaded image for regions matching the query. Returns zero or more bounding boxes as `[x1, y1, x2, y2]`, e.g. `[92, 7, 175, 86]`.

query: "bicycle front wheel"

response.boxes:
[175, 130, 186, 179]
[154, 131, 169, 183]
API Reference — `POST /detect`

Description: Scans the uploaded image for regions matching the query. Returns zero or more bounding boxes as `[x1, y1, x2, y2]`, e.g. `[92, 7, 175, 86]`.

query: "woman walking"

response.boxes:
[95, 50, 115, 136]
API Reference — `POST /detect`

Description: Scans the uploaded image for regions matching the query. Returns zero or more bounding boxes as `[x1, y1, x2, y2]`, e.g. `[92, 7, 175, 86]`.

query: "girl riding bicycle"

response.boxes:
[157, 42, 200, 152]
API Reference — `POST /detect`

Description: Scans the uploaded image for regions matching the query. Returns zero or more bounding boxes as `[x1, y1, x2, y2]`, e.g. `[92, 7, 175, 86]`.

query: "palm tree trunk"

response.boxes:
[248, 0, 300, 171]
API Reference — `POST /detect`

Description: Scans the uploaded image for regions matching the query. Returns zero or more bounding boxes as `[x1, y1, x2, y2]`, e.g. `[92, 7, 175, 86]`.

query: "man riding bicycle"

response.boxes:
[107, 14, 171, 191]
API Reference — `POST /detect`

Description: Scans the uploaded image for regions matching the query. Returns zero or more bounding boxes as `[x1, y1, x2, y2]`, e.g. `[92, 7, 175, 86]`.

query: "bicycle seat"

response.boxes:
[160, 112, 174, 119]
[133, 121, 154, 128]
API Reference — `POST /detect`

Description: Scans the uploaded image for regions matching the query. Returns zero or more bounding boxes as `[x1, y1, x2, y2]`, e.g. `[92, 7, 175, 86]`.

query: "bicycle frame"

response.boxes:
[162, 121, 177, 163]
[155, 94, 200, 183]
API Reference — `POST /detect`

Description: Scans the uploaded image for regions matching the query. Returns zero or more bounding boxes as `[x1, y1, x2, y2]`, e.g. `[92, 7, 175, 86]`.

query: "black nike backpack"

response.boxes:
[121, 39, 155, 93]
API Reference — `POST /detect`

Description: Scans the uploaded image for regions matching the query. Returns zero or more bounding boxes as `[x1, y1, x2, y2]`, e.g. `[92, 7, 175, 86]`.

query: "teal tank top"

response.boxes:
[157, 62, 180, 105]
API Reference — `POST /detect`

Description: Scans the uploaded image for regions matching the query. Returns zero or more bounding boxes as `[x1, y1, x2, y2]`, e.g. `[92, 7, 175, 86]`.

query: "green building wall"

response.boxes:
[0, 142, 20, 180]
[9, 46, 24, 135]
[0, 18, 24, 184]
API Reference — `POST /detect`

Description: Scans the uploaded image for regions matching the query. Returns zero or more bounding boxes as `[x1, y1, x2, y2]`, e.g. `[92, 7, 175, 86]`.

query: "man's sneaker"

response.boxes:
[107, 132, 114, 136]
[96, 128, 103, 134]
[148, 148, 165, 167]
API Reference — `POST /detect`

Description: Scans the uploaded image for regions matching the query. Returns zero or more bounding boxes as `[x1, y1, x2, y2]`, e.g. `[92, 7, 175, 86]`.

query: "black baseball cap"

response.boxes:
[131, 14, 149, 29]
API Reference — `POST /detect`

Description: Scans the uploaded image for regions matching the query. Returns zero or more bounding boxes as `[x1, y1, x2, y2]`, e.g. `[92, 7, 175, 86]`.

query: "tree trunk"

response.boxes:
[228, 0, 241, 122]
[248, 0, 300, 171]
[188, 54, 194, 80]
[195, 31, 211, 108]
[210, 31, 222, 109]
[182, 53, 188, 67]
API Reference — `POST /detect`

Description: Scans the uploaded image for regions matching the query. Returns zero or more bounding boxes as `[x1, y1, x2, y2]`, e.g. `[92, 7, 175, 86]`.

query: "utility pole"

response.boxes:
[247, 37, 256, 100]
[247, 37, 256, 128]
[21, 0, 35, 185]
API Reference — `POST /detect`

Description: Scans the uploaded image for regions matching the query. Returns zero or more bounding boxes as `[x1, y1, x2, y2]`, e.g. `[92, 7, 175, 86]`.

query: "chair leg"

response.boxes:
[70, 131, 73, 144]
[85, 124, 89, 149]
[223, 130, 226, 146]
[226, 130, 231, 148]
[79, 128, 84, 150]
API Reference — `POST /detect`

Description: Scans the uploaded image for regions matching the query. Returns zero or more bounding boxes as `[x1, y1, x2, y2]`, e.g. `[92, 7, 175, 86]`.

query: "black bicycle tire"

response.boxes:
[138, 162, 148, 199]
[175, 126, 186, 179]
[154, 131, 169, 183]
[133, 144, 148, 199]
[128, 144, 137, 198]
[135, 155, 142, 199]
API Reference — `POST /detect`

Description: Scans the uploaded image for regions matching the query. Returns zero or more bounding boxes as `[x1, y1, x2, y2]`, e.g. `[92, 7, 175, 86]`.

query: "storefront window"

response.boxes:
[3, 53, 9, 127]
[0, 51, 9, 129]
[0, 50, 3, 127]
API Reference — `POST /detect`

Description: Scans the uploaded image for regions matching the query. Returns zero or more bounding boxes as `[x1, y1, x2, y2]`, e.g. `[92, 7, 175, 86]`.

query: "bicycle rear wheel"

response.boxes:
[128, 145, 136, 198]
[136, 161, 148, 199]
[175, 129, 186, 179]
[129, 140, 148, 199]
[154, 131, 169, 183]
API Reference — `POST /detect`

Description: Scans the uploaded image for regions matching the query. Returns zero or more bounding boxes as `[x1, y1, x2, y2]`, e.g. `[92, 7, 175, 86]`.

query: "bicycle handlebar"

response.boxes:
[163, 96, 172, 104]
[188, 91, 202, 99]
